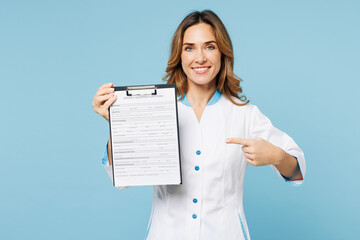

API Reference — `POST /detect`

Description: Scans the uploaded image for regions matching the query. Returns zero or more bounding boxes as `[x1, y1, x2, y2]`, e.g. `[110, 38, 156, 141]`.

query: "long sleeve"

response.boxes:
[249, 105, 306, 186]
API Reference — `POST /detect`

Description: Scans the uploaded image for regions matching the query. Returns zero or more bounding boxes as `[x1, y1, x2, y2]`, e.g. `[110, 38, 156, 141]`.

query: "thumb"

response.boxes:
[226, 137, 251, 146]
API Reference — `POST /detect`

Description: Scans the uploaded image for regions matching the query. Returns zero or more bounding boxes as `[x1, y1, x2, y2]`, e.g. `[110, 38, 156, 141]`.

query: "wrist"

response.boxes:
[273, 147, 286, 167]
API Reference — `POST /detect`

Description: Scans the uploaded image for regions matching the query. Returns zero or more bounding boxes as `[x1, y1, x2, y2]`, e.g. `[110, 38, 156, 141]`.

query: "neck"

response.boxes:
[186, 80, 217, 108]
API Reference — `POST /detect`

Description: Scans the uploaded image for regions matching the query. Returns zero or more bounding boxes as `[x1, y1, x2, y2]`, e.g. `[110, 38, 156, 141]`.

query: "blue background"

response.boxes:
[1, 0, 359, 239]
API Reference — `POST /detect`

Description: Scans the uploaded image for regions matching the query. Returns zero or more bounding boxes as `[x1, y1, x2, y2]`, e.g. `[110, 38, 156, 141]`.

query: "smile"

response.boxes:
[192, 66, 211, 73]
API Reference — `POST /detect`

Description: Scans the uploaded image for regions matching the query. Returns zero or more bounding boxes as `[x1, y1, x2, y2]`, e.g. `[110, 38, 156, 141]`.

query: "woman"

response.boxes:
[92, 10, 305, 240]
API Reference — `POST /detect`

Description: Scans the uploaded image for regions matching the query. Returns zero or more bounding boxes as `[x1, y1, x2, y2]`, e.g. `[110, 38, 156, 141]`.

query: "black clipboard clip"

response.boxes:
[126, 85, 157, 96]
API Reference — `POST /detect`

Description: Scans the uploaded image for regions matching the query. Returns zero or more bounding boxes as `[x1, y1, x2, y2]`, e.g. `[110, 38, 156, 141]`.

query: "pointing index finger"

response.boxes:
[225, 137, 251, 146]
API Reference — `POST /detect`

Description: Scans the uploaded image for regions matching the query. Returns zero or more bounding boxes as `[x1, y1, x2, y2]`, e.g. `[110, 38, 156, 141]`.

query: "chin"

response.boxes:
[191, 79, 215, 86]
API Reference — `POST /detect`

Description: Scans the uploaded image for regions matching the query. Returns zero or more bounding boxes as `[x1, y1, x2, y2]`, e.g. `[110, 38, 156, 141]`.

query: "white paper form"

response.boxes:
[109, 85, 181, 187]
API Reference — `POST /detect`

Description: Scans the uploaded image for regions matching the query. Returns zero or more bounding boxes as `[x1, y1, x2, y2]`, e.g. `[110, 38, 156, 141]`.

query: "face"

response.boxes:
[181, 23, 221, 88]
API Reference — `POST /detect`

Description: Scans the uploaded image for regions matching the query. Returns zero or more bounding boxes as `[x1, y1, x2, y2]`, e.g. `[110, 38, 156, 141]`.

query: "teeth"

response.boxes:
[193, 67, 208, 72]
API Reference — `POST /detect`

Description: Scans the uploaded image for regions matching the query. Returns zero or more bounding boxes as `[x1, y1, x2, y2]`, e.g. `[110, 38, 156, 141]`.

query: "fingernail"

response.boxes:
[225, 139, 230, 143]
[109, 88, 114, 92]
[108, 83, 113, 86]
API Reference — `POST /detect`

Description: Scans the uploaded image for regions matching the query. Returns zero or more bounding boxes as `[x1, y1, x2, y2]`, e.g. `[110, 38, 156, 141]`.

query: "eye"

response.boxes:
[206, 45, 215, 50]
[184, 46, 193, 51]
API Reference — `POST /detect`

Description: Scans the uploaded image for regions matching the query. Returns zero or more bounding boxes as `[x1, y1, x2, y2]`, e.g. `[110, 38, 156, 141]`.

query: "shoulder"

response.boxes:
[225, 95, 259, 113]
[217, 96, 263, 122]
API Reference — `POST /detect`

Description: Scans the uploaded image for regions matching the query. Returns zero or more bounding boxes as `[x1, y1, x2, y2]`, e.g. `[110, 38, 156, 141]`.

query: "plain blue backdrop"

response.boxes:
[1, 0, 359, 239]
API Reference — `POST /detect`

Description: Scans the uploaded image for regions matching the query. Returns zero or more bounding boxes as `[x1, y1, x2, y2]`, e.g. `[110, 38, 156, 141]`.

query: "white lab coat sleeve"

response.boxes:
[249, 105, 306, 186]
[101, 142, 128, 190]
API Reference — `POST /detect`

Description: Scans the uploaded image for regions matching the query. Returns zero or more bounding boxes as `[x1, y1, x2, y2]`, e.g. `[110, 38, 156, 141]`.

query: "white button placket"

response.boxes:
[190, 145, 203, 239]
[179, 102, 206, 240]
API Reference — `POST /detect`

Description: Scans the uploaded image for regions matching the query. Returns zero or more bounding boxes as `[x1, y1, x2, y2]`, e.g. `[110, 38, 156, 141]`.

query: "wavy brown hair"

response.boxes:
[163, 10, 248, 105]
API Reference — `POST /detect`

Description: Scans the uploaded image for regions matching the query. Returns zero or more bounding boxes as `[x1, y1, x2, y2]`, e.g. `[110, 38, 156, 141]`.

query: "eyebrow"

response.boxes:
[183, 40, 217, 46]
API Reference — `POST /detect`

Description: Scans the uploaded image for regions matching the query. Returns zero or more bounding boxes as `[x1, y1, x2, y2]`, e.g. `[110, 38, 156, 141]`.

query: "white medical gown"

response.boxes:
[102, 91, 306, 240]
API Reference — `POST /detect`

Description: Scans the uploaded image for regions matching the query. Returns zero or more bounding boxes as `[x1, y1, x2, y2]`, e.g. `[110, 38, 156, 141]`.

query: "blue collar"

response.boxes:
[180, 90, 221, 107]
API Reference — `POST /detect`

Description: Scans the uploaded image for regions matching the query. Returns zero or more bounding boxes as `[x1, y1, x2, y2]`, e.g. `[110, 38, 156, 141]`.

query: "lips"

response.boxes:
[192, 66, 211, 74]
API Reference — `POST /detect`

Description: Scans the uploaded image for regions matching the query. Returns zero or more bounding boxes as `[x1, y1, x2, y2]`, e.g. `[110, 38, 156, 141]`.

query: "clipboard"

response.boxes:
[109, 84, 182, 187]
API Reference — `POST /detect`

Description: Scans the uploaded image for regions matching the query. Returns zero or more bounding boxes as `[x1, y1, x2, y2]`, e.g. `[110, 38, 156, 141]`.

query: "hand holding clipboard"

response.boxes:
[92, 82, 118, 122]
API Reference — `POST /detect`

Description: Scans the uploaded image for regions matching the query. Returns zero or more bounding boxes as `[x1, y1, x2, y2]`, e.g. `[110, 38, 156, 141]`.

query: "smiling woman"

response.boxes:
[163, 10, 248, 106]
[92, 9, 306, 240]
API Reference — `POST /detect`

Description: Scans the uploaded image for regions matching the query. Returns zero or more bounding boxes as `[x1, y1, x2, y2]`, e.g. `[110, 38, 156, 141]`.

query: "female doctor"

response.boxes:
[92, 10, 306, 240]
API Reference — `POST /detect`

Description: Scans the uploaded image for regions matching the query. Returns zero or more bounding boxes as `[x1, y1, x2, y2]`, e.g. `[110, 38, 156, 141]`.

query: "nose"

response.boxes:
[195, 49, 206, 64]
